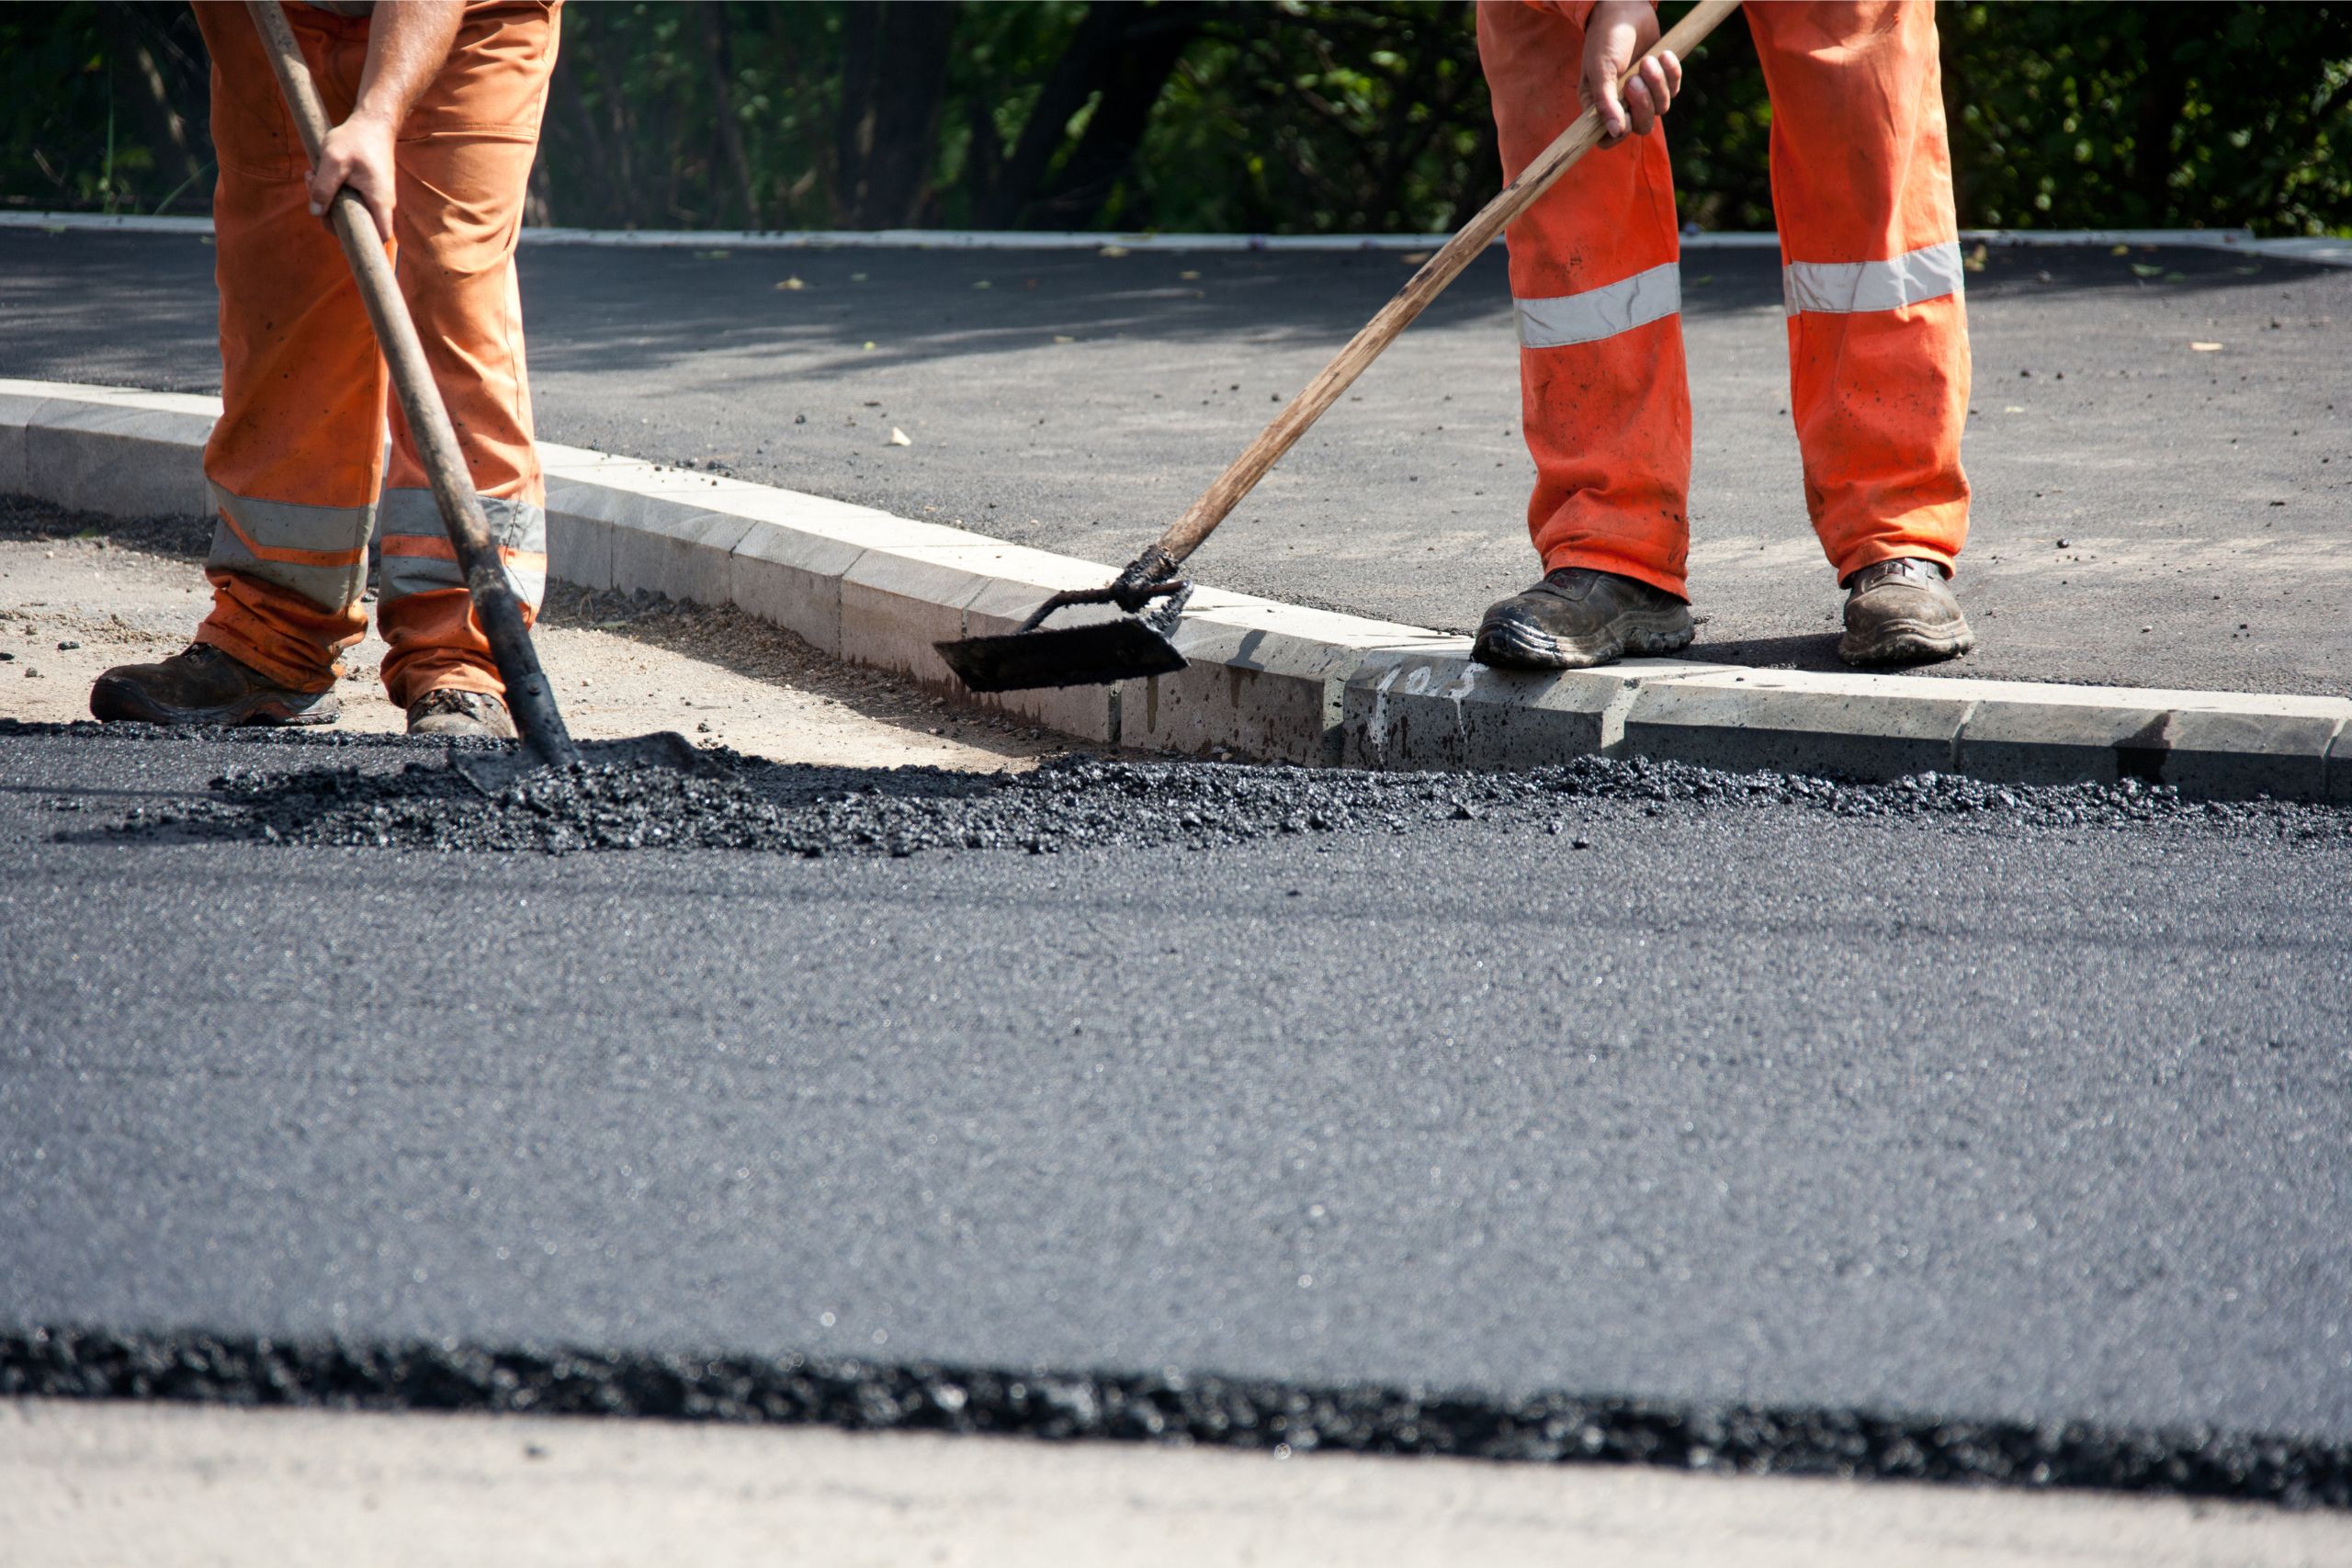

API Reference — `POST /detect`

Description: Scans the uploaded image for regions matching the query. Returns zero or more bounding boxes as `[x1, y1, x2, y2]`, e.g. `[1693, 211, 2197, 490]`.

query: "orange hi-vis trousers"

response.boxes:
[1477, 0, 1971, 600]
[191, 1, 559, 707]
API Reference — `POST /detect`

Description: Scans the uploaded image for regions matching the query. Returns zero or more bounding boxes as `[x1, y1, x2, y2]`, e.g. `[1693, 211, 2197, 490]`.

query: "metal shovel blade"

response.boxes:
[452, 730, 722, 795]
[936, 616, 1189, 694]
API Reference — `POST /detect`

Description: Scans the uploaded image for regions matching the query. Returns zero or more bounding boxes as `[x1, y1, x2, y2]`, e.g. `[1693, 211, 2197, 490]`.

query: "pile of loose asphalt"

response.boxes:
[6, 1325, 2344, 1508]
[15, 719, 2343, 857]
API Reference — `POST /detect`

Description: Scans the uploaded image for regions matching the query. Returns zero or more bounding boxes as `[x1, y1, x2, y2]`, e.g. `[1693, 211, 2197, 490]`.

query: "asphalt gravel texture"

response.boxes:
[52, 721, 2349, 858]
[6, 724, 2351, 1505]
[6, 230, 2347, 694]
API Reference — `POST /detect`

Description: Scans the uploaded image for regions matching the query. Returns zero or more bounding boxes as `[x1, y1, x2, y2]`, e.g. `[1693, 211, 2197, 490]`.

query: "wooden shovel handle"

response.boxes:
[1143, 0, 1743, 574]
[244, 0, 575, 761]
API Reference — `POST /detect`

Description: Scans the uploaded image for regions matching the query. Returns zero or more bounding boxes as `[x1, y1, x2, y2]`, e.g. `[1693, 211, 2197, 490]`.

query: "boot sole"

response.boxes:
[1472, 609, 1696, 671]
[89, 677, 341, 728]
[1838, 618, 1978, 667]
[409, 717, 517, 740]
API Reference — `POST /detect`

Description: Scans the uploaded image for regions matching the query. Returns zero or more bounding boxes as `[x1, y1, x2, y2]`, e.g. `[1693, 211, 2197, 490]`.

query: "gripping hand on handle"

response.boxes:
[1582, 0, 1683, 144]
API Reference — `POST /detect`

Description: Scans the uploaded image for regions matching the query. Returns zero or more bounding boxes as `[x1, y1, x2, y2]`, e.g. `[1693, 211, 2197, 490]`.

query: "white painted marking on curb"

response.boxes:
[1441, 665, 1480, 741]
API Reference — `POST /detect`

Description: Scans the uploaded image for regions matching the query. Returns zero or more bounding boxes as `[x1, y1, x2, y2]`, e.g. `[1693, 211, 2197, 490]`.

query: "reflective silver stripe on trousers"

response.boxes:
[1782, 240, 1964, 316]
[1515, 261, 1682, 349]
[375, 488, 548, 605]
[205, 480, 372, 611]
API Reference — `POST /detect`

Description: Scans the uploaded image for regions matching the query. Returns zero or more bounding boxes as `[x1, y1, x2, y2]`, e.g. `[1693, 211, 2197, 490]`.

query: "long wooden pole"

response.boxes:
[246, 0, 577, 765]
[1125, 0, 1742, 588]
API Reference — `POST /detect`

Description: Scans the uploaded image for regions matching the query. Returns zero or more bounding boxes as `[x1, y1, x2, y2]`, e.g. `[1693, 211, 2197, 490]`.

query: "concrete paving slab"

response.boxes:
[838, 547, 1002, 688]
[1620, 671, 1976, 781]
[1953, 697, 2175, 789]
[1126, 608, 1422, 765]
[726, 520, 861, 658]
[605, 505, 759, 606]
[21, 400, 213, 521]
[2160, 709, 2345, 801]
[1342, 652, 1634, 772]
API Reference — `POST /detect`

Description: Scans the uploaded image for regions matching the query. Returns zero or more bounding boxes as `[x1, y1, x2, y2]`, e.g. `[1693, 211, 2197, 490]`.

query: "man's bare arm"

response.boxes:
[305, 1, 466, 239]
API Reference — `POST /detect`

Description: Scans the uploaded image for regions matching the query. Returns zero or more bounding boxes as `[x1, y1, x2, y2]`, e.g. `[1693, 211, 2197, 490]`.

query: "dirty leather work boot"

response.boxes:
[89, 643, 340, 727]
[1838, 557, 1976, 666]
[1473, 567, 1696, 671]
[407, 688, 517, 739]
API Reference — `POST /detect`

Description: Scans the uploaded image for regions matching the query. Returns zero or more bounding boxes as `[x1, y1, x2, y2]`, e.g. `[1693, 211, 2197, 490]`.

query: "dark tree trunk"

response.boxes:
[2132, 7, 2190, 227]
[551, 39, 616, 227]
[97, 6, 205, 196]
[701, 0, 762, 229]
[970, 1, 1136, 229]
[1019, 2, 1208, 230]
[832, 1, 962, 229]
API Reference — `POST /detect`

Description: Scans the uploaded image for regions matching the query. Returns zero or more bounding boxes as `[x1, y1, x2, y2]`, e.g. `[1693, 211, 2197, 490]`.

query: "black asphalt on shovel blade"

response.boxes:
[453, 730, 719, 794]
[937, 618, 1189, 693]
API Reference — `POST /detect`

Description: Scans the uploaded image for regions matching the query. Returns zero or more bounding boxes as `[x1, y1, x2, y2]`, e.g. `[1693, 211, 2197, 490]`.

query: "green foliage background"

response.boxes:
[5, 1, 2346, 236]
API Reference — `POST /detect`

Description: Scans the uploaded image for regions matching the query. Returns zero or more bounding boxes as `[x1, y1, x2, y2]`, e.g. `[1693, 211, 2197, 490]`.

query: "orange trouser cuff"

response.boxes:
[196, 569, 359, 694]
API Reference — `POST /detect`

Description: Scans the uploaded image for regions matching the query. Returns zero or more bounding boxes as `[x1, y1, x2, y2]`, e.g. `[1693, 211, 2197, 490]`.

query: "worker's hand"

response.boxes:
[309, 108, 398, 243]
[1582, 1, 1680, 145]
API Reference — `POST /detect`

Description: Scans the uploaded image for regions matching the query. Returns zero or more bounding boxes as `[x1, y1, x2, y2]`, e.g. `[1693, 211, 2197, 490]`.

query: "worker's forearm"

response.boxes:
[349, 1, 465, 132]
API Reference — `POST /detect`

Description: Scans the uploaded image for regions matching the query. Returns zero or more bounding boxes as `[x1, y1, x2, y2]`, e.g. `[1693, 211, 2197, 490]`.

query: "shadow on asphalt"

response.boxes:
[1, 230, 2326, 396]
[511, 242, 2330, 388]
[1684, 628, 1854, 672]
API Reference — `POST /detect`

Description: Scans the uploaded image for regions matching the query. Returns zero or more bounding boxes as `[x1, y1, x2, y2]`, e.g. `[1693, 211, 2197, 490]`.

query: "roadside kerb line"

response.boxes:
[6, 377, 2347, 797]
[6, 210, 2349, 265]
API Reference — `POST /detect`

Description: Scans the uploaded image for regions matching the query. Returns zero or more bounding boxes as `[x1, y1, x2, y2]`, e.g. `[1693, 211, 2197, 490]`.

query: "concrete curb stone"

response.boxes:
[6, 378, 2349, 798]
[0, 392, 32, 497]
[14, 211, 2352, 267]
[1616, 669, 1976, 783]
[18, 393, 215, 521]
[1133, 599, 1456, 766]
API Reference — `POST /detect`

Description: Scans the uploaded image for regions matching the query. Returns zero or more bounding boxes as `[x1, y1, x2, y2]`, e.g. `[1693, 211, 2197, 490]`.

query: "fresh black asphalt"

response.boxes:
[4, 230, 2346, 695]
[6, 727, 2349, 1497]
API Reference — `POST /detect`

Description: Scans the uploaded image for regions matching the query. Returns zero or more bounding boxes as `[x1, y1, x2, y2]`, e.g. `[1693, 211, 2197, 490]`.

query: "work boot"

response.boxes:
[406, 688, 516, 739]
[89, 643, 340, 727]
[1838, 558, 1976, 666]
[1473, 567, 1695, 671]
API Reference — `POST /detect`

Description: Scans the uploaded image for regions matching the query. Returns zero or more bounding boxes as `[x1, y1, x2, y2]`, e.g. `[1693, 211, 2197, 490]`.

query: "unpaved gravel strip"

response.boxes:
[6, 1398, 2345, 1568]
[0, 495, 1060, 772]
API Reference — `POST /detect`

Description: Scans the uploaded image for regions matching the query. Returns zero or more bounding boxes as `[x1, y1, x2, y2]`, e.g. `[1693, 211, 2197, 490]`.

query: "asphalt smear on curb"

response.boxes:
[37, 719, 2348, 857]
[5, 1325, 2346, 1509]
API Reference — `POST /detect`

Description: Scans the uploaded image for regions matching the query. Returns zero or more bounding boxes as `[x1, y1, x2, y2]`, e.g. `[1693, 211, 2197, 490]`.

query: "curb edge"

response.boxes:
[3, 377, 2345, 799]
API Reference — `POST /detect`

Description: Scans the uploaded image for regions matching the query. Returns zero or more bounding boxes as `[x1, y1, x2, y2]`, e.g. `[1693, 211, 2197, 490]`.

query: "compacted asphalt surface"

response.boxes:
[5, 726, 2349, 1495]
[6, 226, 2349, 1514]
[4, 229, 2347, 694]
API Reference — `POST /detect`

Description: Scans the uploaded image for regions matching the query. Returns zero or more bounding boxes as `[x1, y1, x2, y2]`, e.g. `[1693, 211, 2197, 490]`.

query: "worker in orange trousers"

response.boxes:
[1472, 0, 1977, 671]
[94, 0, 560, 738]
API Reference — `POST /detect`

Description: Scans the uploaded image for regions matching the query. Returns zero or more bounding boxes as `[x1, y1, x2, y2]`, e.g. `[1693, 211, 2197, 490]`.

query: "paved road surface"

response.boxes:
[4, 231, 2346, 694]
[6, 729, 2348, 1460]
